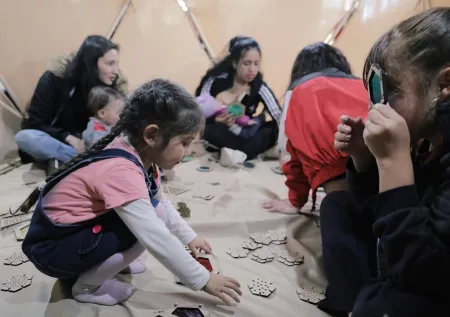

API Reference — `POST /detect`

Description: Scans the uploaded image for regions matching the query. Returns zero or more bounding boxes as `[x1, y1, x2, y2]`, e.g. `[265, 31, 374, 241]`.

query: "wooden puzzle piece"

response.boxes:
[226, 247, 250, 258]
[278, 249, 304, 266]
[248, 277, 276, 298]
[250, 233, 273, 245]
[251, 247, 275, 263]
[4, 251, 29, 266]
[0, 213, 33, 229]
[1, 274, 33, 292]
[267, 230, 287, 244]
[296, 285, 325, 305]
[241, 239, 262, 250]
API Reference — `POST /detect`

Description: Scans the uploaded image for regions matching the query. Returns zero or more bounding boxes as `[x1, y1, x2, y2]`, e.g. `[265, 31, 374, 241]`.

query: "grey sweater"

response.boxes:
[82, 117, 112, 148]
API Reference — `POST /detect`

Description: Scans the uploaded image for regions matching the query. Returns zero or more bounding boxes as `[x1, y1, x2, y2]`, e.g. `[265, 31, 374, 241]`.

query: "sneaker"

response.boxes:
[46, 159, 61, 176]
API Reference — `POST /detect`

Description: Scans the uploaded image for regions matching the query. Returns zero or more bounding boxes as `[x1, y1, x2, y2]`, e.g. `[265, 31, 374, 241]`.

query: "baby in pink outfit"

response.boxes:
[195, 94, 262, 139]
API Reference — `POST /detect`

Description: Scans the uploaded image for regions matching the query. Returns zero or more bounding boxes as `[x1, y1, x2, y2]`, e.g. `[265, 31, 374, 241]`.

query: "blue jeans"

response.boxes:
[15, 129, 77, 163]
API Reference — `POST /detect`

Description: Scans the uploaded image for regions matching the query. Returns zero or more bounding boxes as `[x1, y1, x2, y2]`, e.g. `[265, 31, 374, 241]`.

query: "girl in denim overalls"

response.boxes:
[17, 79, 242, 306]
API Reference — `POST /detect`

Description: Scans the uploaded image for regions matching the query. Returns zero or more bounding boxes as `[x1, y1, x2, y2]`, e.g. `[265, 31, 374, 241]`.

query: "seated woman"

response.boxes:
[195, 36, 281, 159]
[15, 35, 127, 173]
[333, 8, 450, 317]
[262, 42, 368, 214]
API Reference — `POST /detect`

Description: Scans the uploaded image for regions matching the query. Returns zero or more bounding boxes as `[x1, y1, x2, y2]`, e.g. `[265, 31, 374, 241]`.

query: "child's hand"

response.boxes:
[187, 236, 212, 257]
[204, 273, 242, 306]
[334, 115, 367, 157]
[248, 119, 256, 125]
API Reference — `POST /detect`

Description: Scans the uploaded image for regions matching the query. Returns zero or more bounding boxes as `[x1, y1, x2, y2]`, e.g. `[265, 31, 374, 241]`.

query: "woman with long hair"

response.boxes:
[195, 36, 281, 159]
[16, 35, 127, 173]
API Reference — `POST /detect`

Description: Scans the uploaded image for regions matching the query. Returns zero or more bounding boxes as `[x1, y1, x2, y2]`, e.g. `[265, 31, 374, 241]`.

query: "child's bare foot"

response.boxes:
[261, 199, 298, 214]
[120, 261, 146, 274]
[72, 279, 135, 306]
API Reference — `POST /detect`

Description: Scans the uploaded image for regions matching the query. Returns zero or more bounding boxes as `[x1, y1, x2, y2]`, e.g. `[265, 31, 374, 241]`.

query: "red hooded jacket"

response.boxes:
[282, 68, 368, 209]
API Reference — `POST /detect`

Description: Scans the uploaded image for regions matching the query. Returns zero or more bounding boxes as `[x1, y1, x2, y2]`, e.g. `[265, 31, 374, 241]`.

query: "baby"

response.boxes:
[83, 86, 125, 148]
[196, 93, 262, 139]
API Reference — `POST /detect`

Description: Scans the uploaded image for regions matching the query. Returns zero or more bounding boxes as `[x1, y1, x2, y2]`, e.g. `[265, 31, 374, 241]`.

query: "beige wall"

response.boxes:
[0, 0, 448, 163]
[0, 0, 123, 162]
[112, 0, 211, 93]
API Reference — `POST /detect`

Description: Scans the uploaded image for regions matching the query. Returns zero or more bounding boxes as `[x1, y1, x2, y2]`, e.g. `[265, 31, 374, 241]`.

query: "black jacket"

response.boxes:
[348, 140, 450, 316]
[197, 72, 281, 124]
[23, 71, 92, 142]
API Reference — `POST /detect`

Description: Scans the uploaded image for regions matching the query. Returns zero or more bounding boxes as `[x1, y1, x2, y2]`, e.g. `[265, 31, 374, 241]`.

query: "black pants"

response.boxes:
[317, 191, 448, 317]
[318, 191, 377, 317]
[203, 121, 278, 159]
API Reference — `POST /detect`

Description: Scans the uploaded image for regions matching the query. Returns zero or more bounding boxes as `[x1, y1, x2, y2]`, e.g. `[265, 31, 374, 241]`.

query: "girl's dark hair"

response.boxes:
[16, 79, 205, 214]
[362, 7, 450, 97]
[289, 42, 352, 87]
[64, 35, 119, 105]
[195, 36, 262, 96]
[87, 86, 124, 114]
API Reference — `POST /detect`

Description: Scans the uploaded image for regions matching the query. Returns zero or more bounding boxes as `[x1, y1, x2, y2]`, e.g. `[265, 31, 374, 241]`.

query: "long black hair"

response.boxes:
[64, 35, 119, 105]
[195, 36, 262, 97]
[289, 42, 352, 88]
[16, 79, 205, 214]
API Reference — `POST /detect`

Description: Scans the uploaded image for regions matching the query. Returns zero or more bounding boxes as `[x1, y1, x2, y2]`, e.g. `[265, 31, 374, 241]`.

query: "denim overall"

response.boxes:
[22, 149, 159, 279]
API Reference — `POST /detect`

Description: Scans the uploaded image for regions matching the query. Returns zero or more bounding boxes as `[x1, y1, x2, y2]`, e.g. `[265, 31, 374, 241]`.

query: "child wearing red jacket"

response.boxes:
[262, 43, 368, 317]
[263, 43, 368, 213]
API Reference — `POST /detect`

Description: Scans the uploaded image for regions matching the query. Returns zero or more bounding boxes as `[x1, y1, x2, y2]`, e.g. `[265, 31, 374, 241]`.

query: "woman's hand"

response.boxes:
[66, 135, 85, 153]
[187, 236, 212, 257]
[261, 199, 298, 214]
[215, 113, 235, 127]
[203, 273, 242, 306]
[363, 103, 410, 162]
[334, 115, 372, 172]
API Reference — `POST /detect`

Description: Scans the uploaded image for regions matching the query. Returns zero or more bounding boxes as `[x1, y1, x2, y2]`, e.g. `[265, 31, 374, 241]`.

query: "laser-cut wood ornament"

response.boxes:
[248, 277, 276, 298]
[226, 247, 250, 259]
[251, 246, 275, 263]
[296, 285, 325, 305]
[241, 239, 262, 250]
[278, 249, 304, 266]
[4, 251, 29, 266]
[1, 274, 33, 292]
[0, 213, 33, 229]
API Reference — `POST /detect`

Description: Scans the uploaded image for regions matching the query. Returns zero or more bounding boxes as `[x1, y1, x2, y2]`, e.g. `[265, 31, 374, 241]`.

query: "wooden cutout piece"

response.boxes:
[4, 251, 29, 266]
[0, 213, 33, 229]
[278, 249, 304, 266]
[1, 274, 33, 292]
[296, 285, 325, 305]
[248, 277, 276, 297]
[250, 233, 273, 245]
[226, 247, 250, 258]
[251, 247, 275, 263]
[241, 239, 262, 250]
